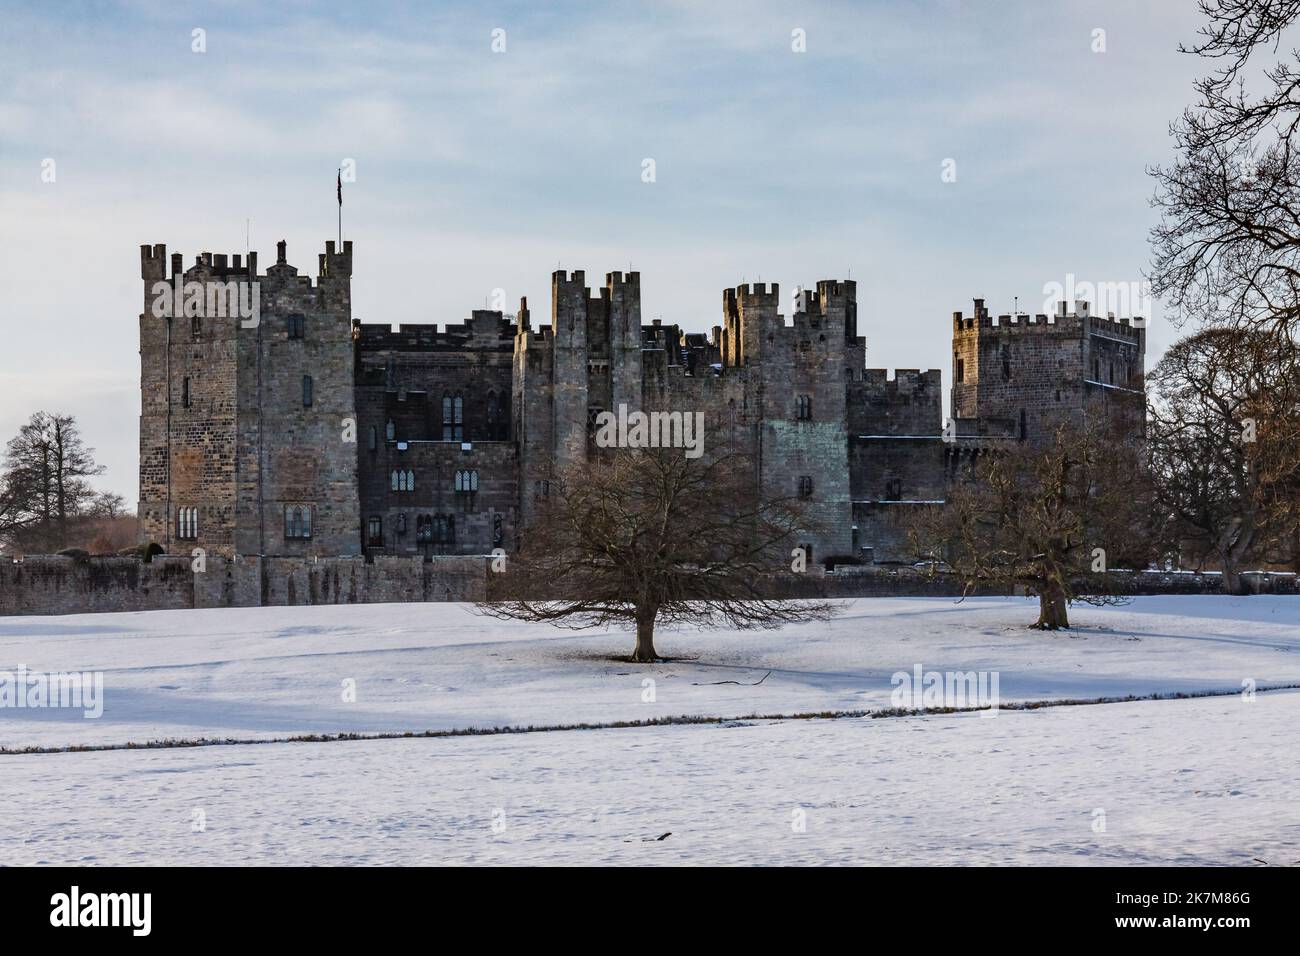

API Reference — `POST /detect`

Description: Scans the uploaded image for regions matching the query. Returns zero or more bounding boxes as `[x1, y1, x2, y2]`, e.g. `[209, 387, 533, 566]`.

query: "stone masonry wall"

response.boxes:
[0, 554, 489, 616]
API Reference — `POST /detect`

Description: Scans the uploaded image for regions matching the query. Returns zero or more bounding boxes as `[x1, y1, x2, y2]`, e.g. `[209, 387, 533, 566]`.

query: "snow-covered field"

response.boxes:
[1, 596, 1297, 750]
[1, 596, 1297, 865]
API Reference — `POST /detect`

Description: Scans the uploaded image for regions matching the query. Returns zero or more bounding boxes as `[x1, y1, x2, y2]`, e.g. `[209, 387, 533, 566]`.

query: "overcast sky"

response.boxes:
[0, 0, 1206, 504]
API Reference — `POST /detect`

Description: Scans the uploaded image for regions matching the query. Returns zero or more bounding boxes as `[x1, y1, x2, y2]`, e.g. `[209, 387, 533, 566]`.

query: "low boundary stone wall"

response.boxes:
[0, 554, 1294, 617]
[0, 553, 491, 616]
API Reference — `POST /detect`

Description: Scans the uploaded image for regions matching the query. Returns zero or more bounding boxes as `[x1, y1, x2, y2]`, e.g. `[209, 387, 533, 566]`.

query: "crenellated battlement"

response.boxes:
[952, 297, 1145, 337]
[140, 240, 351, 287]
[552, 269, 586, 287]
[355, 311, 517, 351]
[139, 243, 168, 280]
[861, 368, 942, 389]
[729, 281, 781, 302]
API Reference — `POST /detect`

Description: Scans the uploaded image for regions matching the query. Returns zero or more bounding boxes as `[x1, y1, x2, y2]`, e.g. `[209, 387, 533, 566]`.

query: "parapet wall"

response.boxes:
[0, 553, 490, 616]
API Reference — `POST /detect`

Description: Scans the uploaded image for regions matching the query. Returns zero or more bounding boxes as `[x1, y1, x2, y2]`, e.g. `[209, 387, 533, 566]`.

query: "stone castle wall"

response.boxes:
[0, 554, 490, 617]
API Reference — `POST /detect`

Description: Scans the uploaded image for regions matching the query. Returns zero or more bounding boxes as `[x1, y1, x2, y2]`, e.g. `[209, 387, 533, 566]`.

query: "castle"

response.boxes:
[137, 240, 1146, 568]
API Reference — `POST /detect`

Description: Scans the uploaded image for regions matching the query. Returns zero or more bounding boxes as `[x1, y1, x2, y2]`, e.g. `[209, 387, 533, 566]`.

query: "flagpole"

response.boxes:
[337, 167, 342, 248]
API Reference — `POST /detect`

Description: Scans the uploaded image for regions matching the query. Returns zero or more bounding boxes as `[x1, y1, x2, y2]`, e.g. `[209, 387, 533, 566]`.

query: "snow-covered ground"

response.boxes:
[4, 692, 1297, 865]
[1, 596, 1297, 865]
[0, 596, 1296, 750]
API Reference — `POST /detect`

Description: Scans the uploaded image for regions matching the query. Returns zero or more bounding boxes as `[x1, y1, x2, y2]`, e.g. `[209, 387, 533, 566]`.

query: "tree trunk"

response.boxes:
[1221, 563, 1249, 596]
[631, 607, 659, 662]
[1220, 517, 1255, 595]
[1034, 581, 1070, 630]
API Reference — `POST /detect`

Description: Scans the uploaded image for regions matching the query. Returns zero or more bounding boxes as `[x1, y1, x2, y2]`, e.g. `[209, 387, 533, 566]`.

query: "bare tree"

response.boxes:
[1147, 328, 1298, 589]
[908, 421, 1152, 630]
[479, 437, 837, 662]
[2, 412, 105, 553]
[87, 490, 128, 520]
[1150, 0, 1300, 344]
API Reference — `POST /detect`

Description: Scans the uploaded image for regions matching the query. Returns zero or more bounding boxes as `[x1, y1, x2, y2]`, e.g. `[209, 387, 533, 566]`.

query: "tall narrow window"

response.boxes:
[287, 314, 305, 339]
[182, 377, 192, 408]
[955, 358, 964, 383]
[368, 426, 377, 451]
[385, 419, 395, 441]
[453, 394, 464, 441]
[442, 393, 453, 441]
[177, 506, 198, 540]
[302, 375, 313, 407]
[796, 395, 812, 420]
[191, 315, 202, 339]
[367, 517, 383, 547]
[798, 475, 813, 498]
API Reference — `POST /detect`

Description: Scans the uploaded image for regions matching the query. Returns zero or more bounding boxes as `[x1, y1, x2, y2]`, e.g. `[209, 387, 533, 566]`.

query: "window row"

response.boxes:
[366, 514, 458, 547]
[388, 470, 481, 493]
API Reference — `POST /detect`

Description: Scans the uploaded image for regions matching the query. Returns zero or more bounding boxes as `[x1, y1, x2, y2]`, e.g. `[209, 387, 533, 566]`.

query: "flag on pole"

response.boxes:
[337, 169, 342, 206]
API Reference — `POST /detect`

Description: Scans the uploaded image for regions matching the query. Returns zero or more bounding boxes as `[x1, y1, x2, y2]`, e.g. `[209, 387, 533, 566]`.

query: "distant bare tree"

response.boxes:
[2, 412, 105, 552]
[908, 421, 1152, 630]
[1147, 328, 1299, 589]
[479, 437, 837, 662]
[87, 490, 128, 520]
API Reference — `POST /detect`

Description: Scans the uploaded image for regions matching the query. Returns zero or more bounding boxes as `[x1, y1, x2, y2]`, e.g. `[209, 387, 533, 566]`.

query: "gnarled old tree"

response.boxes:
[1148, 328, 1300, 589]
[908, 420, 1152, 630]
[478, 436, 837, 662]
[1150, 0, 1300, 346]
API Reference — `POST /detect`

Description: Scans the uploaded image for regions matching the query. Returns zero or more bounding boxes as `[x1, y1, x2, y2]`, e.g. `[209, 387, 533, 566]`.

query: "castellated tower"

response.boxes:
[549, 270, 591, 469]
[722, 280, 858, 562]
[515, 269, 645, 528]
[951, 297, 1146, 442]
[138, 240, 361, 558]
